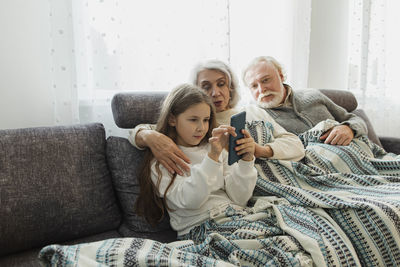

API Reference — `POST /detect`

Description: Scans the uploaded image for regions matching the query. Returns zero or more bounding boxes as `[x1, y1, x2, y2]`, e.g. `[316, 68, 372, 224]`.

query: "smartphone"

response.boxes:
[228, 111, 246, 165]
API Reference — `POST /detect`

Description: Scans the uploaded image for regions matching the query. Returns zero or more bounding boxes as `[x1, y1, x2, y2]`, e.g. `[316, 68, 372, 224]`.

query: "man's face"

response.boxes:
[244, 61, 286, 108]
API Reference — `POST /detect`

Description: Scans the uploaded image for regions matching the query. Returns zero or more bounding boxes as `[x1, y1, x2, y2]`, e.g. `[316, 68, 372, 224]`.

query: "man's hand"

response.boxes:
[142, 130, 191, 175]
[320, 125, 354, 146]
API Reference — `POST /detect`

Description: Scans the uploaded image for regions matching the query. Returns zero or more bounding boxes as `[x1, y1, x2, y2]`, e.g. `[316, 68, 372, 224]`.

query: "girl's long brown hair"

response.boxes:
[135, 84, 217, 226]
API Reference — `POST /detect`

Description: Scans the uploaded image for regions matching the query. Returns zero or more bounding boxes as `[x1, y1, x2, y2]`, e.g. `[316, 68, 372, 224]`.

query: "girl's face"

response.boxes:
[197, 69, 231, 113]
[169, 102, 210, 147]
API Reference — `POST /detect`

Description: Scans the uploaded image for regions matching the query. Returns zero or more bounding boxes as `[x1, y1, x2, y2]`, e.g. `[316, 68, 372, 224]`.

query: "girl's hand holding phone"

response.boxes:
[208, 125, 236, 162]
[234, 129, 255, 162]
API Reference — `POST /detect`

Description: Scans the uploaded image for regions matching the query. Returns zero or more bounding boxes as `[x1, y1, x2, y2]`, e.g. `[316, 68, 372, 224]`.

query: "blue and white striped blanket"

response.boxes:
[251, 119, 400, 266]
[39, 120, 400, 267]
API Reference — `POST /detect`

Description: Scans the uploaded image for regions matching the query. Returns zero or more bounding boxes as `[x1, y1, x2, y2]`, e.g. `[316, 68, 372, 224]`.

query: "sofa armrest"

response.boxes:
[379, 136, 400, 155]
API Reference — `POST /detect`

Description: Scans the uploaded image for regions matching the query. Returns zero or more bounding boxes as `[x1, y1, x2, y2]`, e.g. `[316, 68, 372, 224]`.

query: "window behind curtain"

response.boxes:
[348, 0, 400, 136]
[50, 0, 311, 137]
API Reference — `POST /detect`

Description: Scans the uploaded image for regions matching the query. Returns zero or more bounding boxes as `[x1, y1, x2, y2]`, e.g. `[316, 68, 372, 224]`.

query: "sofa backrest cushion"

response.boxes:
[106, 136, 172, 235]
[111, 91, 166, 129]
[111, 90, 382, 147]
[319, 89, 358, 112]
[0, 123, 121, 256]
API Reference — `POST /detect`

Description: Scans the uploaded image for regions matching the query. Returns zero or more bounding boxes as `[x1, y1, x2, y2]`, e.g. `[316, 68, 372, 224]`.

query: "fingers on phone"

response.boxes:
[214, 125, 237, 137]
[236, 131, 252, 146]
[208, 136, 220, 143]
[236, 144, 253, 155]
[241, 129, 251, 137]
[235, 138, 254, 152]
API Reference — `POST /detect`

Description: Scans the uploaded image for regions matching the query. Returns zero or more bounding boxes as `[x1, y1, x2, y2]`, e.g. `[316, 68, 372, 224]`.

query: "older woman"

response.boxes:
[129, 60, 304, 175]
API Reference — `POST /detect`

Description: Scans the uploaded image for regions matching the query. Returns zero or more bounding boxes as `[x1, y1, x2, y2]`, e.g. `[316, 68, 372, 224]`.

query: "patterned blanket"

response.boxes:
[39, 120, 400, 267]
[250, 119, 400, 267]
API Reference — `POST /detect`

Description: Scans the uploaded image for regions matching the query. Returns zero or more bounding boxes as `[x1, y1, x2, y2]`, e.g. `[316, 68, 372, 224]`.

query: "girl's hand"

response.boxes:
[235, 129, 255, 162]
[208, 125, 236, 161]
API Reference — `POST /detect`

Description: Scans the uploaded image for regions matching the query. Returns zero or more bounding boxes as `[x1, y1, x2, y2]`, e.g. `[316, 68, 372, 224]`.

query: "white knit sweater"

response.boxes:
[151, 143, 257, 235]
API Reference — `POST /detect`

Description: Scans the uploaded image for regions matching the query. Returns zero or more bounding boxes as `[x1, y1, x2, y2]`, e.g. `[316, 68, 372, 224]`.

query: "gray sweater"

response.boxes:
[264, 88, 368, 137]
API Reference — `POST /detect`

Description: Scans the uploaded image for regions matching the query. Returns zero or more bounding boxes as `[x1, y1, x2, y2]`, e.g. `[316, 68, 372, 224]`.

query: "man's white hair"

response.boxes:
[242, 56, 286, 87]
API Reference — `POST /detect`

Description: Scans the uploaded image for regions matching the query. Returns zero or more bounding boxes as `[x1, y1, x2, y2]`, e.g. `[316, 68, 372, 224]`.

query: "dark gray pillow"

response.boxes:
[0, 123, 122, 256]
[106, 136, 172, 235]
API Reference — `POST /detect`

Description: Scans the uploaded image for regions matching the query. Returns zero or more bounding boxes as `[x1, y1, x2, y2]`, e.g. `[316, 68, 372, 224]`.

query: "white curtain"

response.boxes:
[49, 0, 311, 137]
[48, 0, 79, 126]
[348, 0, 400, 137]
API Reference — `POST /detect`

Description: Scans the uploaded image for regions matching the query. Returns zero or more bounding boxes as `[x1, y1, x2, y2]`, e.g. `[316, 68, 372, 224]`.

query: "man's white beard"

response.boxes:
[257, 92, 283, 109]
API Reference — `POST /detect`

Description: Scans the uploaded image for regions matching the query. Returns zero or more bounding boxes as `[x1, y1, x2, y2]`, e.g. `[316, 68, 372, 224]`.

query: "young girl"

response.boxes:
[135, 84, 257, 237]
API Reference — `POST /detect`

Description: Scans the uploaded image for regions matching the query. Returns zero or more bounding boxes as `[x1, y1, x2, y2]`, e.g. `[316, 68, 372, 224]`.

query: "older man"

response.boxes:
[242, 56, 367, 146]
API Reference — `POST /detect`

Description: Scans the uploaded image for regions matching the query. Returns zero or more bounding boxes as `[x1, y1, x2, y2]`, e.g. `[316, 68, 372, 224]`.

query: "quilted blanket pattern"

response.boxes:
[251, 119, 400, 266]
[38, 120, 400, 267]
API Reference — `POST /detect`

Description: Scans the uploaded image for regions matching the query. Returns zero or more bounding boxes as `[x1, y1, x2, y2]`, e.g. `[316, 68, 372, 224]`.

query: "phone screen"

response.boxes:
[228, 111, 246, 165]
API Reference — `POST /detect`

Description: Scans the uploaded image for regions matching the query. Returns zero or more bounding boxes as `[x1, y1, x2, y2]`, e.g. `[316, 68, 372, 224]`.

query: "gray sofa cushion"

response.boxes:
[106, 136, 173, 235]
[0, 230, 121, 267]
[319, 89, 358, 112]
[0, 123, 121, 256]
[111, 91, 166, 128]
[380, 136, 400, 155]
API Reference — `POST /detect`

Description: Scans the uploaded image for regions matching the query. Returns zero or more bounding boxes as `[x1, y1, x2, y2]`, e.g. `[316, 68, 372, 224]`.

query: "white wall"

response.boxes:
[229, 0, 311, 104]
[0, 0, 54, 130]
[308, 0, 349, 89]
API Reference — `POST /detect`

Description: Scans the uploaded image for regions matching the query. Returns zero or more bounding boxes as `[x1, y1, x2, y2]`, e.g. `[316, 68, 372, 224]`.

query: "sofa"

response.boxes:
[0, 124, 175, 267]
[1, 89, 399, 266]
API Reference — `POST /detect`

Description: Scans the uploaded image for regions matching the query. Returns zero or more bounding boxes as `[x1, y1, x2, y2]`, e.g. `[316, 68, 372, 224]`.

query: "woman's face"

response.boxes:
[197, 69, 231, 113]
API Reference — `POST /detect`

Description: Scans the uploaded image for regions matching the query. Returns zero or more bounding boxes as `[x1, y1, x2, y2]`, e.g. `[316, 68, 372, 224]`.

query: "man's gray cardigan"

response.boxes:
[264, 87, 368, 137]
